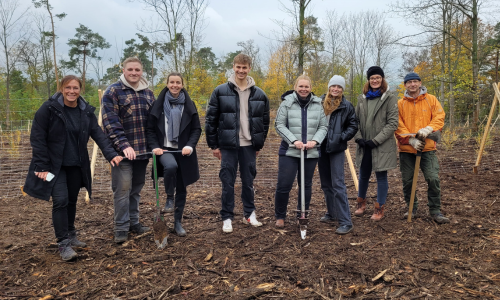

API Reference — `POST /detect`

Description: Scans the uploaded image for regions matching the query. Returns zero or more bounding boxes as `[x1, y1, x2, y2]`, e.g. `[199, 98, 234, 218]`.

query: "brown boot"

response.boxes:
[275, 219, 284, 228]
[354, 197, 367, 216]
[370, 202, 384, 221]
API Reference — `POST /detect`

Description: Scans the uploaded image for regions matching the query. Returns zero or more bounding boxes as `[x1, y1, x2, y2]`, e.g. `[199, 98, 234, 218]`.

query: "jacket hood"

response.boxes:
[120, 74, 150, 91]
[228, 74, 255, 91]
[281, 90, 319, 102]
[50, 92, 89, 110]
[404, 86, 427, 100]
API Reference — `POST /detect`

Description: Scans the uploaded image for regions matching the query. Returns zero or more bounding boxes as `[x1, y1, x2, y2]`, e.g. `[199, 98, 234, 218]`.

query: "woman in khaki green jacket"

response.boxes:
[353, 66, 399, 221]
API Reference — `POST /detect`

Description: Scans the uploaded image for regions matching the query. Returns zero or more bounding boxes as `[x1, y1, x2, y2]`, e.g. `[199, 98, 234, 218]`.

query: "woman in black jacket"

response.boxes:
[146, 72, 201, 237]
[24, 75, 122, 261]
[318, 75, 358, 235]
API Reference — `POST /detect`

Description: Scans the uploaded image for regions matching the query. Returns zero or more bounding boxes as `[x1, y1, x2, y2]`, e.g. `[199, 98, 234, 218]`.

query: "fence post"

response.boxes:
[473, 83, 500, 174]
[86, 89, 104, 204]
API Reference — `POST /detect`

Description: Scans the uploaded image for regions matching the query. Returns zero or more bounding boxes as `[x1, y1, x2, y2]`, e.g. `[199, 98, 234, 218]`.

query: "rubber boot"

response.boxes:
[354, 197, 367, 216]
[163, 194, 174, 213]
[370, 202, 384, 221]
[68, 230, 87, 247]
[174, 220, 187, 237]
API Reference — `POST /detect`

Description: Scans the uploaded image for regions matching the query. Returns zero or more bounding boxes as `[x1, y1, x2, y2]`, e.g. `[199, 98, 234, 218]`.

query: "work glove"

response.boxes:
[365, 140, 377, 149]
[355, 139, 366, 148]
[409, 137, 425, 152]
[416, 126, 433, 141]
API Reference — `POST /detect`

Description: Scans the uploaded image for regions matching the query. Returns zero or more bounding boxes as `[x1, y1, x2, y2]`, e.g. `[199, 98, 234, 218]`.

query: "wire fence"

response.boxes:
[1, 98, 500, 200]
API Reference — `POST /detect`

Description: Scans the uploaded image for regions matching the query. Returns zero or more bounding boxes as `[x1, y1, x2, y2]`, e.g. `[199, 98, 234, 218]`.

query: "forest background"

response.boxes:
[1, 0, 500, 132]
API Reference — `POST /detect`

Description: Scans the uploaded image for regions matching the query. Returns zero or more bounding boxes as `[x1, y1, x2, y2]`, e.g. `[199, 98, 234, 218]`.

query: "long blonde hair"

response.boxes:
[323, 88, 342, 115]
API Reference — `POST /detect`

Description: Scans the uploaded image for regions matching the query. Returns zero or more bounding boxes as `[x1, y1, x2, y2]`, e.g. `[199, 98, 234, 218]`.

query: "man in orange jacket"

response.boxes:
[395, 72, 450, 224]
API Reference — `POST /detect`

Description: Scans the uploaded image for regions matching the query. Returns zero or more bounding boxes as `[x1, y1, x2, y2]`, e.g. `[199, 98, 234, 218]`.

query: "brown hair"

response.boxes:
[233, 53, 252, 67]
[294, 75, 312, 90]
[323, 88, 343, 116]
[166, 72, 184, 85]
[59, 75, 82, 92]
[362, 78, 388, 95]
[122, 57, 143, 69]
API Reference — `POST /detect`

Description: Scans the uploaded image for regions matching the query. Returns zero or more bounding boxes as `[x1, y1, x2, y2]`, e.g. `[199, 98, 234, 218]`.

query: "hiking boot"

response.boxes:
[431, 213, 450, 224]
[335, 225, 353, 235]
[275, 219, 285, 228]
[222, 219, 233, 233]
[354, 197, 367, 216]
[130, 223, 150, 234]
[174, 221, 187, 237]
[243, 211, 263, 227]
[404, 208, 418, 219]
[58, 239, 78, 261]
[320, 214, 336, 223]
[162, 195, 174, 213]
[114, 231, 128, 244]
[370, 203, 384, 221]
[68, 230, 87, 247]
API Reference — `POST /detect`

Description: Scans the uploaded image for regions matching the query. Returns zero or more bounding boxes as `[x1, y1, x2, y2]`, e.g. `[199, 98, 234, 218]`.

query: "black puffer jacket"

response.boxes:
[24, 93, 118, 201]
[205, 82, 270, 150]
[321, 95, 358, 154]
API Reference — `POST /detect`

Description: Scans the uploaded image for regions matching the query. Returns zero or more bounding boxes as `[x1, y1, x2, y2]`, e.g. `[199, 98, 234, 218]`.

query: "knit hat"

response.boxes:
[328, 75, 345, 90]
[366, 66, 385, 80]
[404, 72, 421, 84]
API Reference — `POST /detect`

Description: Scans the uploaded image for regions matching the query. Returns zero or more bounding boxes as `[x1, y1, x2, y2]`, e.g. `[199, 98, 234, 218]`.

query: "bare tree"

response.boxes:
[0, 0, 30, 126]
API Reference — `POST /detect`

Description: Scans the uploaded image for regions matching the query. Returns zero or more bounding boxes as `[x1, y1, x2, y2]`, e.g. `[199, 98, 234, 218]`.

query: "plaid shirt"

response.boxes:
[102, 79, 155, 159]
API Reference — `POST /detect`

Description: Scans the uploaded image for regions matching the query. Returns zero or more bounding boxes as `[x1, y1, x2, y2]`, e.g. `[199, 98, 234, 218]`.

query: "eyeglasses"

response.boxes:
[369, 76, 382, 81]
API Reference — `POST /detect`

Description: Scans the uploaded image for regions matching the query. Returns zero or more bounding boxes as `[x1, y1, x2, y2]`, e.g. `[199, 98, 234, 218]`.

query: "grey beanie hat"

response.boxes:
[328, 75, 346, 90]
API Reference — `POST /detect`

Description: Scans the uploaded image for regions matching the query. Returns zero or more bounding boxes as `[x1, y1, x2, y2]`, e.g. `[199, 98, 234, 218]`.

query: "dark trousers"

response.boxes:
[318, 151, 353, 226]
[51, 166, 83, 242]
[358, 149, 389, 205]
[158, 151, 187, 221]
[219, 146, 257, 221]
[400, 151, 441, 214]
[274, 155, 318, 220]
[111, 159, 149, 231]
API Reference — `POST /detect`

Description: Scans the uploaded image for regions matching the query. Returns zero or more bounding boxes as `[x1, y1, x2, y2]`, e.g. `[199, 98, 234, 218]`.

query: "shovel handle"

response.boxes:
[407, 151, 422, 222]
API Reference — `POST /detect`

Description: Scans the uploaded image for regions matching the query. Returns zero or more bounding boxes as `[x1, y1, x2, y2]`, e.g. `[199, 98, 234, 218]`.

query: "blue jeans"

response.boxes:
[358, 149, 388, 205]
[111, 159, 149, 232]
[274, 155, 318, 220]
[318, 150, 353, 226]
[219, 146, 257, 221]
[51, 166, 82, 242]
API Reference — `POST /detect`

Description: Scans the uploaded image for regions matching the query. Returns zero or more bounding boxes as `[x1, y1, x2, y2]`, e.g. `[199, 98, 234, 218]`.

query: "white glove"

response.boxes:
[409, 137, 425, 152]
[416, 126, 433, 141]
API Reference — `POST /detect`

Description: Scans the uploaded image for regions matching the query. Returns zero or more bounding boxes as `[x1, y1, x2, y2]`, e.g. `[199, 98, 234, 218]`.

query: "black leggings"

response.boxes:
[51, 166, 83, 242]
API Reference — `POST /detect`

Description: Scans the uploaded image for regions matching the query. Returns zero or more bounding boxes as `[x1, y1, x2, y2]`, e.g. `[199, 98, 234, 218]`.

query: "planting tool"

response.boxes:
[406, 131, 441, 222]
[152, 152, 168, 249]
[345, 148, 358, 192]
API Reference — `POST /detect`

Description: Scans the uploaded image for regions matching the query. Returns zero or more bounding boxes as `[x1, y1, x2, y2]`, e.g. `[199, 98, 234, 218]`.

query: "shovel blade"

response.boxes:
[300, 225, 307, 240]
[153, 220, 168, 249]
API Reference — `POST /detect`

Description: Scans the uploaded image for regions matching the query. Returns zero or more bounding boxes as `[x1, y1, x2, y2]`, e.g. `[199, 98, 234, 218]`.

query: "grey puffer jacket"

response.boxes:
[354, 88, 399, 172]
[275, 91, 328, 158]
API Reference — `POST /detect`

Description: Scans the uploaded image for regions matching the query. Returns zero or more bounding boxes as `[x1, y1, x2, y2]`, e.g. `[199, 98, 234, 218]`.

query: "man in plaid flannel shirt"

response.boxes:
[102, 57, 155, 243]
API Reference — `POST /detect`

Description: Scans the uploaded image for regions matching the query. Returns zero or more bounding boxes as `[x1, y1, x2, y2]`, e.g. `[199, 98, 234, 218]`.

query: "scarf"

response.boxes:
[164, 90, 186, 143]
[294, 91, 311, 107]
[365, 89, 382, 100]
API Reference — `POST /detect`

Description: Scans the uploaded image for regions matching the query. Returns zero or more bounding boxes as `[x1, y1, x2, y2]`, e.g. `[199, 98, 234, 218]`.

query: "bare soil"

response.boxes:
[2, 139, 500, 299]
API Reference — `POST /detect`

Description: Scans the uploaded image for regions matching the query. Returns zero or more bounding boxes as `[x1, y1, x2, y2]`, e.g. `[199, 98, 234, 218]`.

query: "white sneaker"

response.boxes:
[243, 211, 263, 227]
[222, 219, 233, 233]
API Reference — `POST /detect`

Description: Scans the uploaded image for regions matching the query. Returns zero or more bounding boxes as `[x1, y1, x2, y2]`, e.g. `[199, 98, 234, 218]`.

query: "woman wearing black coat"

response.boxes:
[318, 75, 358, 235]
[24, 75, 122, 261]
[146, 72, 201, 237]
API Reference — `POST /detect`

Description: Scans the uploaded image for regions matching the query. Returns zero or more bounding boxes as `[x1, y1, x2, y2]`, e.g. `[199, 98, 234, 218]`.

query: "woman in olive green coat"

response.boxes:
[353, 66, 399, 221]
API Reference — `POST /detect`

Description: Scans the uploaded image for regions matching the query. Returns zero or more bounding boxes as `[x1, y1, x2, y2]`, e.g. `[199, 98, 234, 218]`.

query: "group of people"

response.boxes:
[24, 53, 449, 262]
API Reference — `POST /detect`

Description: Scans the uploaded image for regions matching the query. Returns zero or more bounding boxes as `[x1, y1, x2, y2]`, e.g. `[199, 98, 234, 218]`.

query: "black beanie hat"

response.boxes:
[366, 66, 385, 80]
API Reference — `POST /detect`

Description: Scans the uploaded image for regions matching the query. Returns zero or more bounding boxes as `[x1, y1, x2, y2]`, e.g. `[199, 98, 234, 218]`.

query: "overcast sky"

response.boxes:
[16, 0, 418, 78]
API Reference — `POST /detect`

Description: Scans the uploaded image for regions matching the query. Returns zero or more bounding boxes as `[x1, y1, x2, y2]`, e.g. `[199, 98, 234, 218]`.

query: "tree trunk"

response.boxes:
[297, 0, 306, 76]
[82, 49, 87, 94]
[47, 1, 59, 90]
[472, 0, 479, 129]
